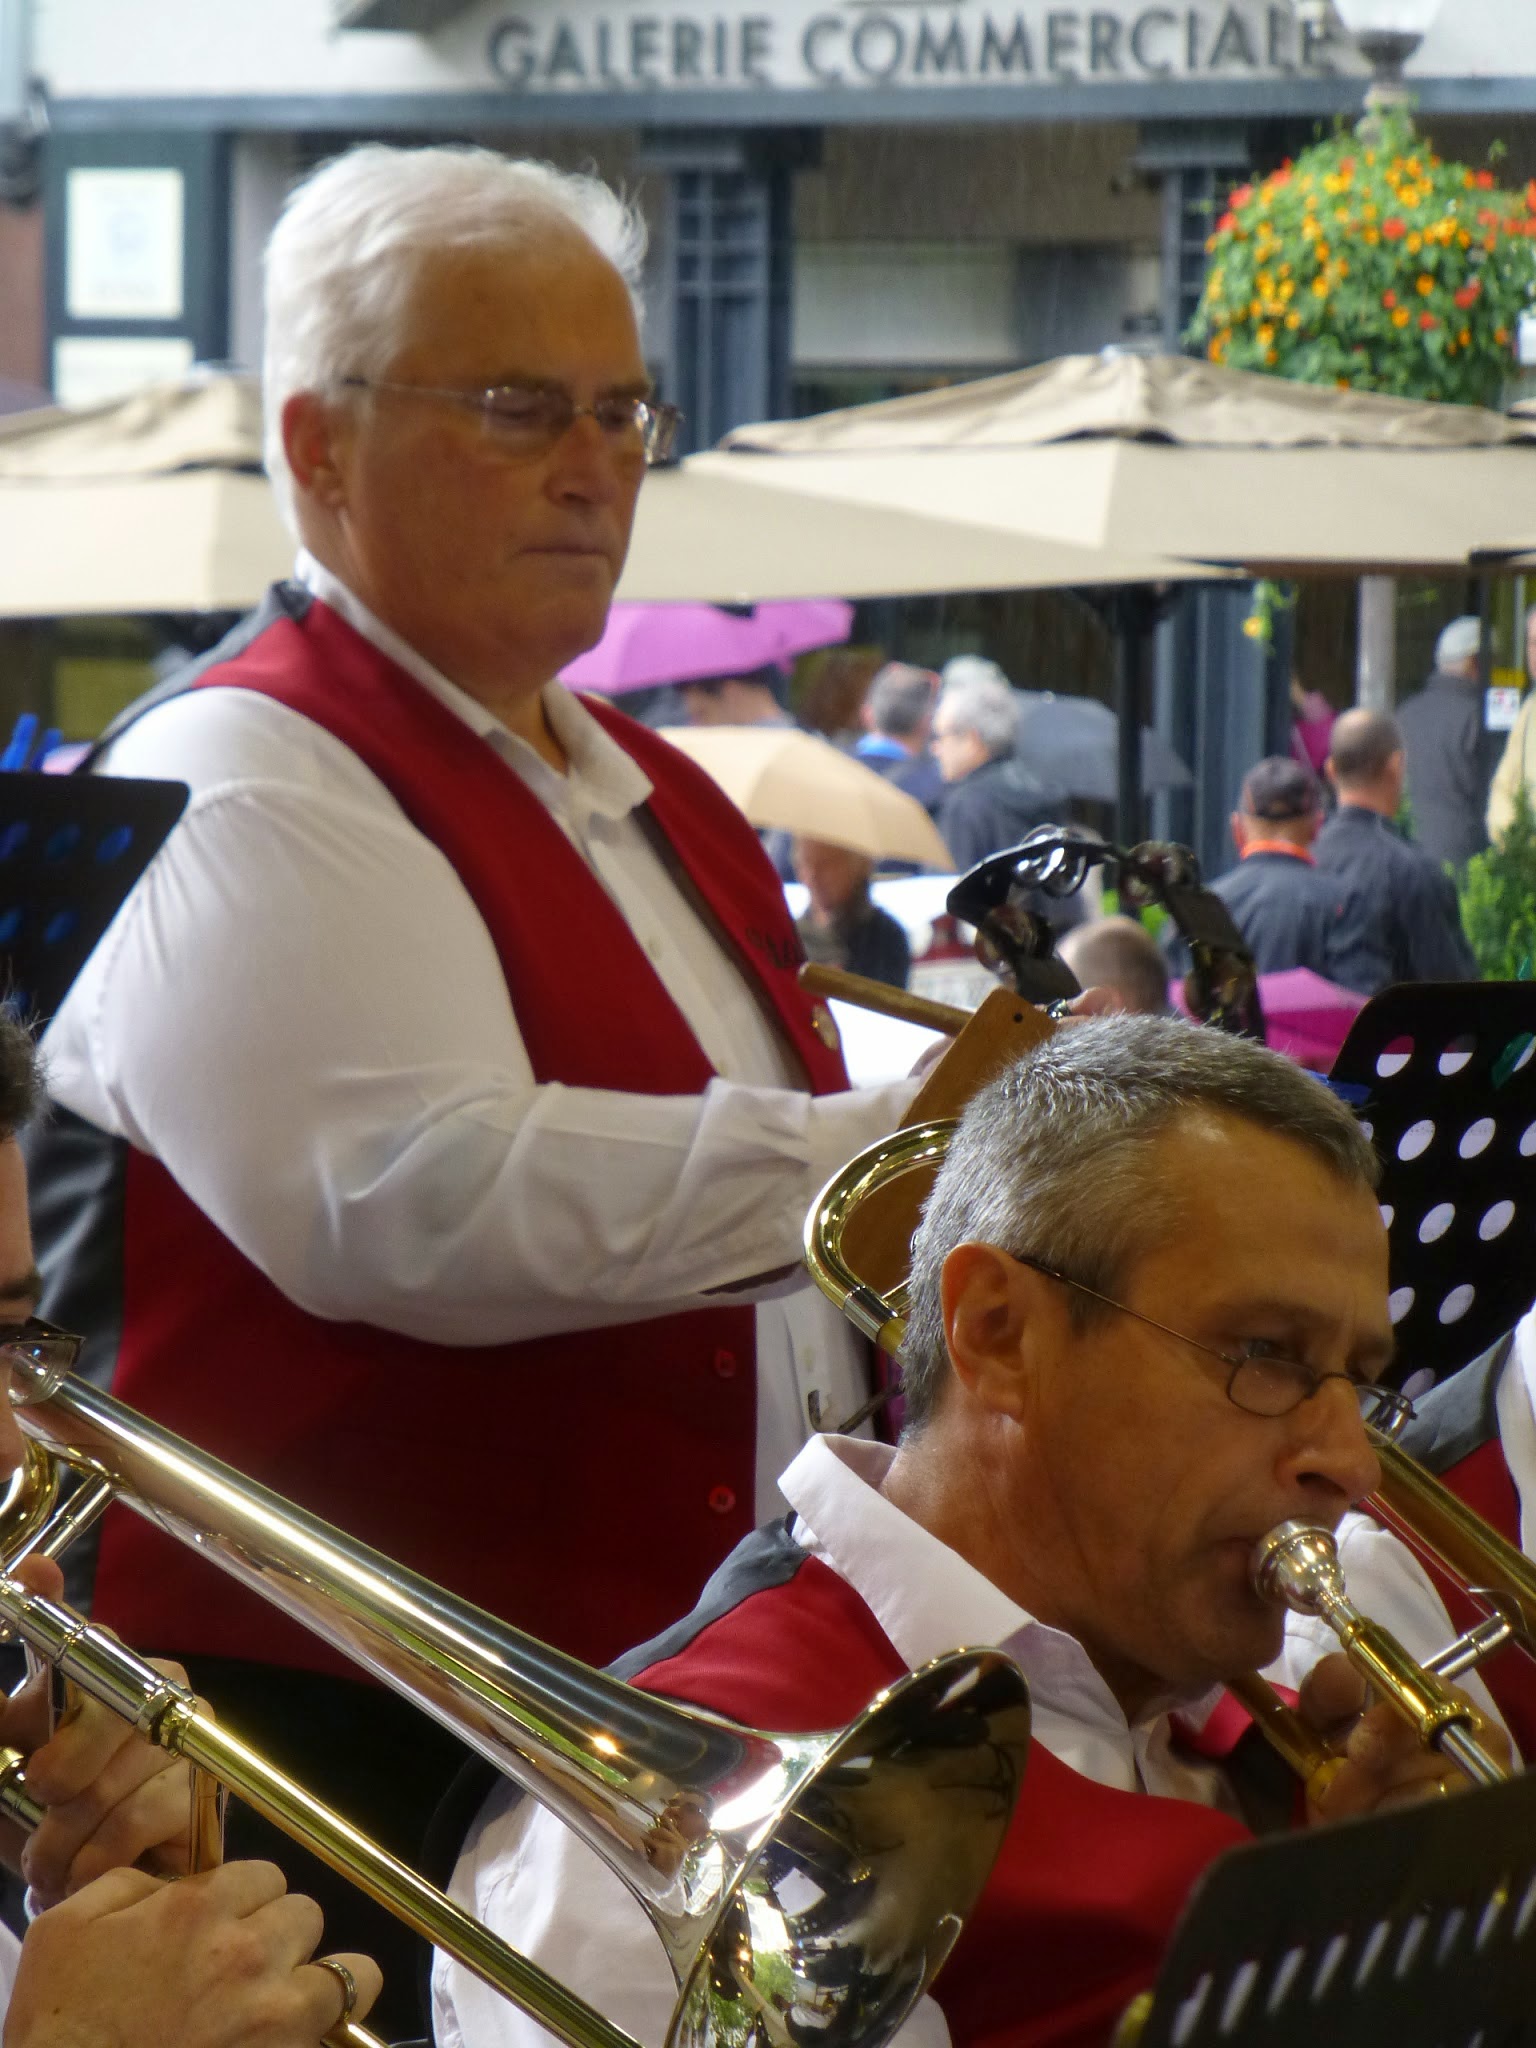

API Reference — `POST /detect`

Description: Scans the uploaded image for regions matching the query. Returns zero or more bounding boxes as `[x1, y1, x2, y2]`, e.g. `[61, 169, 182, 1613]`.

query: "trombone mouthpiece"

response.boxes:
[1251, 1520, 1345, 1614]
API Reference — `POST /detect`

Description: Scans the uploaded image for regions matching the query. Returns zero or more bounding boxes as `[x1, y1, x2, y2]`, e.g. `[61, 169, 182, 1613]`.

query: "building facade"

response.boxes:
[4, 0, 1536, 866]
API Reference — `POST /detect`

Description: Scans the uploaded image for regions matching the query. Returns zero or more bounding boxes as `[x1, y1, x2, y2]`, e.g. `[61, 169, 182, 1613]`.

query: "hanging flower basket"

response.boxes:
[1190, 110, 1536, 410]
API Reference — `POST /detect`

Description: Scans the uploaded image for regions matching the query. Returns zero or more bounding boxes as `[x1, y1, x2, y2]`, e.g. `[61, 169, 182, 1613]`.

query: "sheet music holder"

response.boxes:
[1116, 1770, 1536, 2047]
[1329, 981, 1536, 1389]
[0, 773, 188, 1024]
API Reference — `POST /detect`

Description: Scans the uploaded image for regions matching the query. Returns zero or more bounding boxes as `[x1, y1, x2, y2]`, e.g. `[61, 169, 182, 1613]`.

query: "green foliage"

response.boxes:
[1459, 781, 1536, 979]
[1189, 110, 1536, 408]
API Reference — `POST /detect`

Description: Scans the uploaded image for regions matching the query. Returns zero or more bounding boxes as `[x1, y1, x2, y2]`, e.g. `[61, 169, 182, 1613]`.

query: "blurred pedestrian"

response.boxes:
[1396, 615, 1501, 870]
[791, 837, 910, 991]
[854, 662, 944, 818]
[1164, 757, 1344, 981]
[1057, 915, 1170, 1014]
[678, 664, 794, 728]
[932, 658, 1064, 873]
[1316, 709, 1478, 994]
[1289, 673, 1335, 781]
[1487, 603, 1536, 845]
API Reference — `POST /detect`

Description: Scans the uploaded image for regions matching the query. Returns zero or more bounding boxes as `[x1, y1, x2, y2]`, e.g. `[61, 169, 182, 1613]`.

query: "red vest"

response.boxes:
[636, 1556, 1257, 2048]
[91, 591, 850, 1675]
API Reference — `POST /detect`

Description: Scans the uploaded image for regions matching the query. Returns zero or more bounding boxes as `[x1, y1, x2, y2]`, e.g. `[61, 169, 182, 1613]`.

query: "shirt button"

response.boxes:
[708, 1485, 737, 1515]
[713, 1348, 738, 1378]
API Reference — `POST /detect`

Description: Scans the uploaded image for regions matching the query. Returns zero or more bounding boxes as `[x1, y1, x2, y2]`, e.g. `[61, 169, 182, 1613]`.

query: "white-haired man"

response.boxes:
[433, 1018, 1501, 2048]
[931, 657, 1063, 873]
[1396, 614, 1501, 870]
[24, 143, 915, 2025]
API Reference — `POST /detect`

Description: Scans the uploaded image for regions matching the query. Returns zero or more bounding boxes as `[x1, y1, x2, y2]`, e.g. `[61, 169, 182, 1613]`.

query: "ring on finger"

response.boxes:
[314, 1956, 358, 2020]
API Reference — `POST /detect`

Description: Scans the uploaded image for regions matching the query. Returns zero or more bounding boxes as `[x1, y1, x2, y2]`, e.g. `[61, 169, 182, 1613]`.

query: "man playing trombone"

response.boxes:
[0, 1012, 381, 2048]
[435, 1016, 1506, 2048]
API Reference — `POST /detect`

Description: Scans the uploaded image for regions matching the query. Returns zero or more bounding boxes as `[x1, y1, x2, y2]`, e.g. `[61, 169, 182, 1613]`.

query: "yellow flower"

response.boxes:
[1285, 310, 1302, 329]
[1392, 306, 1411, 327]
[1416, 273, 1435, 295]
[1364, 228, 1380, 245]
[1265, 348, 1278, 365]
[1311, 276, 1330, 298]
[1279, 278, 1296, 302]
[1460, 327, 1472, 345]
[1257, 324, 1275, 346]
[1243, 615, 1265, 640]
[1406, 232, 1423, 253]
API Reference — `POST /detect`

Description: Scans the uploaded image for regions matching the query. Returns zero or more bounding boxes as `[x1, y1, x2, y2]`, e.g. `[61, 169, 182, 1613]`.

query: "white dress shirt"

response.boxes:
[41, 556, 915, 1516]
[433, 1433, 1274, 2048]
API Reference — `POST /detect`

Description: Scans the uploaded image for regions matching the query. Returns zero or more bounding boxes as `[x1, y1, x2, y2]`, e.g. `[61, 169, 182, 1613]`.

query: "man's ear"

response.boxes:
[1229, 810, 1248, 856]
[940, 1243, 1057, 1419]
[282, 391, 349, 510]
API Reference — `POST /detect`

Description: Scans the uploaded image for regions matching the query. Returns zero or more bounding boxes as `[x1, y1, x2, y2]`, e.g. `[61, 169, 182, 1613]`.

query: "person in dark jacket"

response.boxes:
[932, 660, 1066, 873]
[791, 836, 910, 990]
[853, 661, 944, 818]
[1163, 757, 1345, 981]
[1316, 709, 1479, 995]
[1395, 615, 1502, 871]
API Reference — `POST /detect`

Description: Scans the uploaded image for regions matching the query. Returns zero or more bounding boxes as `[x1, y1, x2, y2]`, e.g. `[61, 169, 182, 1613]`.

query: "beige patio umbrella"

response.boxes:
[659, 725, 954, 870]
[708, 352, 1536, 577]
[619, 457, 1217, 601]
[0, 373, 291, 616]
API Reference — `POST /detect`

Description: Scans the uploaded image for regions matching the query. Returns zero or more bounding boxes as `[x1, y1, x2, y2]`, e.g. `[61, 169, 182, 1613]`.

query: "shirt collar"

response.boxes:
[1241, 838, 1316, 865]
[777, 1434, 1216, 1737]
[293, 550, 653, 824]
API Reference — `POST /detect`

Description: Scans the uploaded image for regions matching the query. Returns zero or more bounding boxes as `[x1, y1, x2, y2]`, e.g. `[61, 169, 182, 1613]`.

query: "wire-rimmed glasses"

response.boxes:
[340, 377, 682, 466]
[1006, 1252, 1414, 1438]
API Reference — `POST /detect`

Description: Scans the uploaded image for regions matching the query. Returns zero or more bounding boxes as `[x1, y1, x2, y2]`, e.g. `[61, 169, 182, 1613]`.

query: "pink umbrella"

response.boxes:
[1170, 964, 1364, 1070]
[562, 599, 854, 696]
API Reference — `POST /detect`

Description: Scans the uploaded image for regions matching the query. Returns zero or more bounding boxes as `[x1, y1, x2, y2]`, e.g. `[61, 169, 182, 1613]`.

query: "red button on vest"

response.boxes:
[708, 1485, 737, 1515]
[713, 1349, 739, 1378]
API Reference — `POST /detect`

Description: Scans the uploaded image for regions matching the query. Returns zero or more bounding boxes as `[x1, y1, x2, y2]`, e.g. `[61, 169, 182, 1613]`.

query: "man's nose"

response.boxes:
[546, 412, 628, 502]
[1279, 1378, 1383, 1510]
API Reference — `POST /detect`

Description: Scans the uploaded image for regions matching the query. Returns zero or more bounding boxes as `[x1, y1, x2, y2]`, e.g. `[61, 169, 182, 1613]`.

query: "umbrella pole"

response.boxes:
[1111, 588, 1161, 850]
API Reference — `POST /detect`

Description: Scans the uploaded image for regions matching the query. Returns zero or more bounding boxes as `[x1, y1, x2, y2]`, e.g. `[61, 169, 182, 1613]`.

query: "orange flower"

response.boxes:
[1419, 311, 1438, 330]
[1416, 274, 1435, 295]
[1382, 289, 1398, 308]
[1474, 168, 1496, 189]
[1383, 217, 1407, 241]
[1453, 283, 1480, 308]
[1497, 327, 1511, 345]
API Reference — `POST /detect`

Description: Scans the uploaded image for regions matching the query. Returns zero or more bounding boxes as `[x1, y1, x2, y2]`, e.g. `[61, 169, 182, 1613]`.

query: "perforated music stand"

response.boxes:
[0, 774, 188, 1023]
[1121, 1770, 1536, 2047]
[1329, 982, 1536, 1390]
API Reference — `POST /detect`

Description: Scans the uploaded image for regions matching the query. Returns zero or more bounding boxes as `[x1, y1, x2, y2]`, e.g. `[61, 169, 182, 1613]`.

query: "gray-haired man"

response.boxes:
[436, 1016, 1494, 2048]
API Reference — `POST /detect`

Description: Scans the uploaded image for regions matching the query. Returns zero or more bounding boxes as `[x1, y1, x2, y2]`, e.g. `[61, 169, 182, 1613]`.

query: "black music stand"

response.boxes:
[1123, 1770, 1536, 2047]
[0, 774, 188, 1023]
[1329, 981, 1536, 1390]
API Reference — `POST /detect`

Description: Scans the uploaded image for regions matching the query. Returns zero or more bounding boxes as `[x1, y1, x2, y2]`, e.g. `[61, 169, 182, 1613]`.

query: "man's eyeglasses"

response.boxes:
[339, 377, 682, 466]
[0, 1317, 83, 1392]
[1005, 1252, 1414, 1437]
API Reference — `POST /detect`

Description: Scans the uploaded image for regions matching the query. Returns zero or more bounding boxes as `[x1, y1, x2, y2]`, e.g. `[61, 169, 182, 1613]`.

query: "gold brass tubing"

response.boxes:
[804, 1120, 959, 1352]
[1372, 1436, 1536, 1644]
[158, 1704, 637, 2048]
[1221, 1673, 1330, 1782]
[0, 1745, 386, 2048]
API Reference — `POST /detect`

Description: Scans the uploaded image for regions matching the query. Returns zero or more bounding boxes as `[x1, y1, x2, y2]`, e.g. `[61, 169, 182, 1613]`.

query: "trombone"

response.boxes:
[0, 1357, 1032, 2048]
[804, 1116, 1530, 1799]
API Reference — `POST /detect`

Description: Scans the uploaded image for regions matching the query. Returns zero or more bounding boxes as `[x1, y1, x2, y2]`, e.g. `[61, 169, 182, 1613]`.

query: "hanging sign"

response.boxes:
[485, 0, 1344, 94]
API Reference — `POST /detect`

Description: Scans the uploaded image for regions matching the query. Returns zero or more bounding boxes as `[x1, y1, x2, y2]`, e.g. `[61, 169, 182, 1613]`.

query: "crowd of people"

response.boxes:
[0, 137, 1529, 2048]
